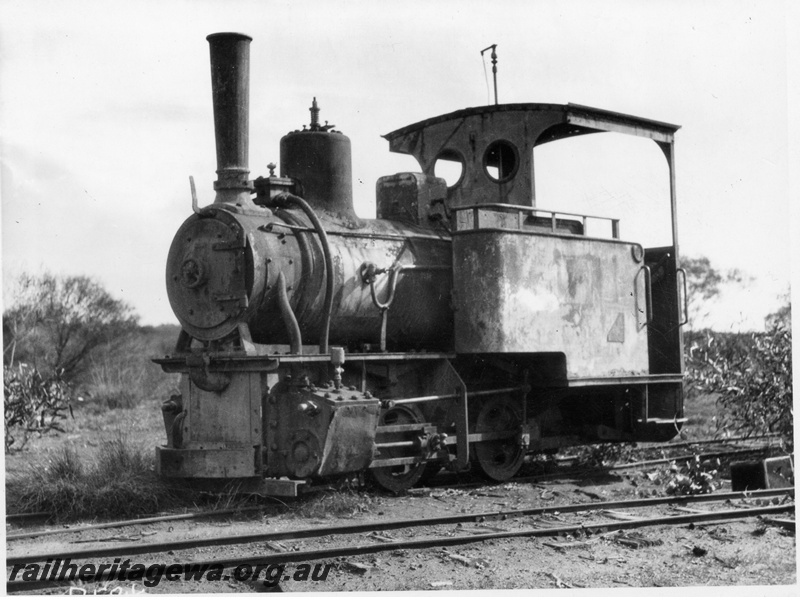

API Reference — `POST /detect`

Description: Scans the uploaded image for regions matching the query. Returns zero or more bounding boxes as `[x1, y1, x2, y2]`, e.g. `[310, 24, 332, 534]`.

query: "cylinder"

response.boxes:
[207, 32, 252, 203]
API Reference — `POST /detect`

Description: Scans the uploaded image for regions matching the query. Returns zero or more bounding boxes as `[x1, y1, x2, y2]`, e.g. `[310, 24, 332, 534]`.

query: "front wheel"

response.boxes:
[370, 404, 428, 492]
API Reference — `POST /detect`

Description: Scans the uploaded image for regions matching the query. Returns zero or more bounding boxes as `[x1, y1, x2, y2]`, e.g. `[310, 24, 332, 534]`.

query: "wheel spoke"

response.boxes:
[370, 405, 428, 492]
[473, 396, 524, 481]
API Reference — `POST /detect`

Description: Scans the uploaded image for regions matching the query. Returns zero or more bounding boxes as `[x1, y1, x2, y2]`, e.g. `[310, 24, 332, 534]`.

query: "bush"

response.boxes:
[663, 456, 722, 495]
[686, 323, 793, 448]
[3, 273, 138, 383]
[4, 363, 73, 452]
[5, 435, 177, 520]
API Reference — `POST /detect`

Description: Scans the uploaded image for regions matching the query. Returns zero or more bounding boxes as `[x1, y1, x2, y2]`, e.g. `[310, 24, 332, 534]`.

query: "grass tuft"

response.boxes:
[6, 434, 180, 521]
[290, 484, 377, 519]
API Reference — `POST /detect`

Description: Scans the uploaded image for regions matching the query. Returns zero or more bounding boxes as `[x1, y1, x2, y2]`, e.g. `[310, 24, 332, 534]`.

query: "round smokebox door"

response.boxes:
[166, 211, 249, 340]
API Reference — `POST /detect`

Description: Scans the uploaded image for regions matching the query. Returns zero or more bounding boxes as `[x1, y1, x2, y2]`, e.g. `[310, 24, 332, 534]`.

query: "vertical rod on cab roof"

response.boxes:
[481, 44, 498, 105]
[207, 32, 254, 205]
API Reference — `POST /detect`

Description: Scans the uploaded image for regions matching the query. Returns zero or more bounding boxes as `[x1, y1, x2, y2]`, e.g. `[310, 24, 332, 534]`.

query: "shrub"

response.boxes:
[663, 456, 723, 495]
[574, 442, 636, 467]
[4, 363, 72, 452]
[5, 435, 178, 520]
[686, 323, 793, 449]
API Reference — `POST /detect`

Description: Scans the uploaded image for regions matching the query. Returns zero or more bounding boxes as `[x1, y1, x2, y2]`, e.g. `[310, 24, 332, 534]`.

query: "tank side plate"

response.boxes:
[454, 231, 649, 378]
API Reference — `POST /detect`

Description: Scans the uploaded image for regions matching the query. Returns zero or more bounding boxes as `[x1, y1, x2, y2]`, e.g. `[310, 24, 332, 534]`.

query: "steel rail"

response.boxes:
[4, 512, 51, 524]
[7, 503, 794, 593]
[6, 506, 268, 542]
[426, 446, 779, 491]
[7, 488, 792, 566]
[544, 435, 781, 467]
[659, 432, 782, 450]
[607, 447, 772, 471]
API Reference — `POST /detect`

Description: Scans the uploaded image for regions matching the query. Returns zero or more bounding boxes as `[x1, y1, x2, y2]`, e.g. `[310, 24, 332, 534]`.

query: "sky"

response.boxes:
[1, 0, 796, 331]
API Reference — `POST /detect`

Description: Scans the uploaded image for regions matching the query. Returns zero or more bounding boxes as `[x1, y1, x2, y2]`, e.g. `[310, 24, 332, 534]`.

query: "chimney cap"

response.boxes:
[206, 32, 253, 42]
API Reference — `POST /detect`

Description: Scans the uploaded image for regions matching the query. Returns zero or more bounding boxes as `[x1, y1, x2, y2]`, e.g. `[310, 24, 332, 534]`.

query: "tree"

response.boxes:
[681, 256, 745, 329]
[765, 292, 791, 330]
[3, 273, 139, 382]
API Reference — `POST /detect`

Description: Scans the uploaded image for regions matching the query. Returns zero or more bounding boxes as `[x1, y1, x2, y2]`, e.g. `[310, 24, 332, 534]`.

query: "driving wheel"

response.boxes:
[370, 404, 428, 492]
[472, 396, 525, 481]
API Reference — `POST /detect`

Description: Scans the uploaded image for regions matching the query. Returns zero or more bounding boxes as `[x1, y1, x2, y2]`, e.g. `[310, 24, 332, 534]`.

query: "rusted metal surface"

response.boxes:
[155, 372, 262, 478]
[453, 227, 649, 379]
[318, 401, 380, 476]
[263, 382, 380, 479]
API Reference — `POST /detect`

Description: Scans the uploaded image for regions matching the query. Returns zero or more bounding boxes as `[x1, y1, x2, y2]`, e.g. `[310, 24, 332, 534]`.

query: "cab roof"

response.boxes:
[384, 102, 680, 147]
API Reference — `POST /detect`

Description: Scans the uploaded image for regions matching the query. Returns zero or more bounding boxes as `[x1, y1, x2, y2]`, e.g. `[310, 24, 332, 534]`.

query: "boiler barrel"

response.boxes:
[166, 209, 453, 351]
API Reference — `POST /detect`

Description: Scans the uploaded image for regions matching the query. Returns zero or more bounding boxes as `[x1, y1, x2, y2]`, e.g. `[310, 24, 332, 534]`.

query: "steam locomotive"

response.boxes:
[155, 33, 688, 495]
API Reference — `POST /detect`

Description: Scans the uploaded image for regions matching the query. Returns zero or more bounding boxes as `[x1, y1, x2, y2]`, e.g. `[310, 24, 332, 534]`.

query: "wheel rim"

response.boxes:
[370, 405, 427, 492]
[473, 396, 525, 481]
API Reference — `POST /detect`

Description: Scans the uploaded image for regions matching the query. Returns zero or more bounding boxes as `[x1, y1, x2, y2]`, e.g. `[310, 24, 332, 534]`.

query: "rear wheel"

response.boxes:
[472, 396, 525, 481]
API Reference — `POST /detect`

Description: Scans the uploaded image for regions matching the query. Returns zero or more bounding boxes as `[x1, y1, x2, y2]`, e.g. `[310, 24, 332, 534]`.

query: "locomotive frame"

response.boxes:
[154, 33, 688, 495]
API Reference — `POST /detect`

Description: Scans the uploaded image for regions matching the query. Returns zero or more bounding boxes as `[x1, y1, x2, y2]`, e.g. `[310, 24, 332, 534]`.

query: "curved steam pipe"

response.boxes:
[276, 271, 303, 355]
[271, 192, 334, 354]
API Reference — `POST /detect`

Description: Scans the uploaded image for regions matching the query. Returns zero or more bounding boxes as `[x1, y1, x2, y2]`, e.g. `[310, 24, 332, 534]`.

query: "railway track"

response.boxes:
[4, 441, 786, 537]
[421, 443, 783, 491]
[5, 442, 778, 537]
[7, 487, 794, 592]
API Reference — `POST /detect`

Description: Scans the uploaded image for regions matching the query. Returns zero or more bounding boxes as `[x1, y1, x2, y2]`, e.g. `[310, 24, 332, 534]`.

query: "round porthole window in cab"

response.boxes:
[433, 149, 465, 187]
[484, 140, 518, 182]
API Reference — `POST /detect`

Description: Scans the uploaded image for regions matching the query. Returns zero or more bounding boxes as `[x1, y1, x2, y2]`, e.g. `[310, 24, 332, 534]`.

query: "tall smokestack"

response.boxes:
[207, 32, 253, 204]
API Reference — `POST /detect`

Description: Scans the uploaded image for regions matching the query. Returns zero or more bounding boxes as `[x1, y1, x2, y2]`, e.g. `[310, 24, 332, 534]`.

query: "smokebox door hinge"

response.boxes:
[212, 237, 246, 251]
[213, 292, 249, 309]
